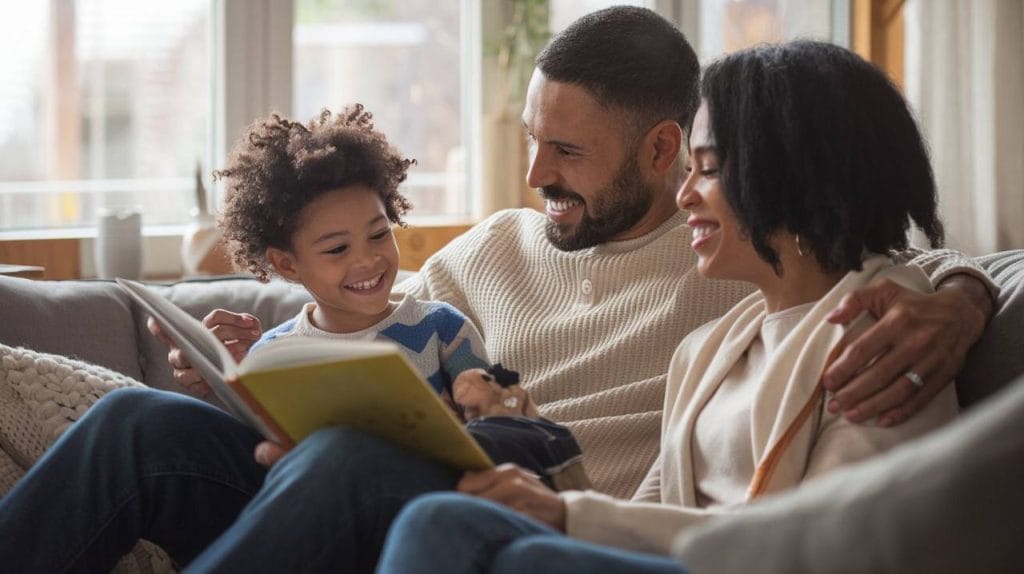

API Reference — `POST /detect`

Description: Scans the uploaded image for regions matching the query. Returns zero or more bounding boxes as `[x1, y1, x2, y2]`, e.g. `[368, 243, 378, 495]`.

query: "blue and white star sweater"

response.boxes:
[250, 293, 490, 393]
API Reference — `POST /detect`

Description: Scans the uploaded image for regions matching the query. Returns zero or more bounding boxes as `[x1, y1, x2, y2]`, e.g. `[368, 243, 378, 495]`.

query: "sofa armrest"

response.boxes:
[958, 250, 1024, 407]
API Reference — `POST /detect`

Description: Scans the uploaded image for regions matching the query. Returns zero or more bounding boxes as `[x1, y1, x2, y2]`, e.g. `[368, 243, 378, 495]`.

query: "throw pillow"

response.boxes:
[0, 343, 143, 466]
[0, 344, 175, 573]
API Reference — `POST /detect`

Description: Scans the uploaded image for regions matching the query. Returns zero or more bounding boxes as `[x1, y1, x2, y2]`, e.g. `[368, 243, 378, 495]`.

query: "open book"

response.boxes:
[117, 279, 493, 471]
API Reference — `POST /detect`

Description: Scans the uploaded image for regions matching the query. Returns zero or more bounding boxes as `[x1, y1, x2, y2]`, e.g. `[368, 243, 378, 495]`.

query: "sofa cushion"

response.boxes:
[0, 275, 315, 392]
[958, 250, 1024, 407]
[0, 276, 143, 381]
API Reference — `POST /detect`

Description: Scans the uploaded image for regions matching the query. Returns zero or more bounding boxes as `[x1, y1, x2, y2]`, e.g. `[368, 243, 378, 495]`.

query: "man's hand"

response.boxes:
[147, 309, 262, 397]
[458, 463, 567, 531]
[254, 440, 287, 468]
[822, 275, 993, 426]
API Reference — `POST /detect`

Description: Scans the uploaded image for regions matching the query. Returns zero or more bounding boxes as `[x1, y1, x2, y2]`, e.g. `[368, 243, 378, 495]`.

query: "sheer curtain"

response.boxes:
[905, 0, 1024, 255]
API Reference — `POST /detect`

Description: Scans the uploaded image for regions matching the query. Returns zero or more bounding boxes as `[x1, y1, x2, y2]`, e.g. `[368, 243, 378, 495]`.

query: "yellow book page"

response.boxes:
[239, 354, 494, 471]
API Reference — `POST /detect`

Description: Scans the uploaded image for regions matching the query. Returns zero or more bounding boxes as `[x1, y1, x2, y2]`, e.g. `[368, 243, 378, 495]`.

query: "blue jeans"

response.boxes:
[0, 387, 458, 573]
[467, 416, 583, 489]
[377, 493, 689, 574]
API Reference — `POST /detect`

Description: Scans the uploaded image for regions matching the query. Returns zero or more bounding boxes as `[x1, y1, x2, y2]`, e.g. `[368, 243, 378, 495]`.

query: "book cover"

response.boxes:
[116, 278, 494, 471]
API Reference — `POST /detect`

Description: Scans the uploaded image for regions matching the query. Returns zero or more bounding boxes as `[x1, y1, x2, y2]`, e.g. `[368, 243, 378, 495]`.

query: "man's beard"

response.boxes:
[542, 155, 655, 251]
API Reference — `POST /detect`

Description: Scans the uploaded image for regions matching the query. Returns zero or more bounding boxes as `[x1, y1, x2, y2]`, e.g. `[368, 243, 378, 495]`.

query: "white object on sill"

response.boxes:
[180, 207, 222, 276]
[94, 207, 143, 280]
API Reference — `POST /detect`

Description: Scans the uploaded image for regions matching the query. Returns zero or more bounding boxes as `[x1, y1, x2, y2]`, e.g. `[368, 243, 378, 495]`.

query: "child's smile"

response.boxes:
[346, 273, 385, 291]
[268, 185, 401, 334]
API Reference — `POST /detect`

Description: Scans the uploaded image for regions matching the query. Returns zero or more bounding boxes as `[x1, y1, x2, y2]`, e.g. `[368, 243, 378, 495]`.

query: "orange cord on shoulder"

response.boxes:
[747, 342, 845, 498]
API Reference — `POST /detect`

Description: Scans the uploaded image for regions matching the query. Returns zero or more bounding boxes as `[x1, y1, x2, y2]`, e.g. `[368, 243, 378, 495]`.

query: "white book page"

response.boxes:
[238, 337, 402, 375]
[116, 279, 273, 437]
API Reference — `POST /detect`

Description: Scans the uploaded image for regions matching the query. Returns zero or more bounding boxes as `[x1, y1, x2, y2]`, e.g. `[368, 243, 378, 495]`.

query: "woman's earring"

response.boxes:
[502, 396, 519, 409]
[796, 235, 807, 257]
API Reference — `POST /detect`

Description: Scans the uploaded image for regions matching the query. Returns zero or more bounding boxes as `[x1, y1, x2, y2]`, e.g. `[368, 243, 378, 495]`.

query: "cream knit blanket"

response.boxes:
[0, 344, 173, 573]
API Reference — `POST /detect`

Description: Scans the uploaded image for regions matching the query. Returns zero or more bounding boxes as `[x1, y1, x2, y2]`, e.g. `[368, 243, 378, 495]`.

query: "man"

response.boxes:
[176, 7, 995, 497]
[134, 5, 995, 572]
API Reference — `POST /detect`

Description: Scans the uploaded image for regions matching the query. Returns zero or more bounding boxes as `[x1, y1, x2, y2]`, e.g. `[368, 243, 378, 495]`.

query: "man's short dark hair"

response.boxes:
[701, 40, 944, 274]
[536, 6, 700, 135]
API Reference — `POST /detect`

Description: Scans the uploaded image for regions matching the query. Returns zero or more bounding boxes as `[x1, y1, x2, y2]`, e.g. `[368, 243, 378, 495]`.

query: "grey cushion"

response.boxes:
[958, 250, 1024, 407]
[0, 275, 313, 393]
[0, 277, 144, 381]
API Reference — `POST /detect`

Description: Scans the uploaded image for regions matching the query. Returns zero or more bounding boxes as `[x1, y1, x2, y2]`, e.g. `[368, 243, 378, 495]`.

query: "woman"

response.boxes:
[375, 40, 960, 574]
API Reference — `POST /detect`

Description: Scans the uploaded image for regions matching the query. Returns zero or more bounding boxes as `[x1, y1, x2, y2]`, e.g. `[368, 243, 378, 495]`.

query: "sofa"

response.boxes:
[0, 250, 1022, 571]
[0, 276, 318, 571]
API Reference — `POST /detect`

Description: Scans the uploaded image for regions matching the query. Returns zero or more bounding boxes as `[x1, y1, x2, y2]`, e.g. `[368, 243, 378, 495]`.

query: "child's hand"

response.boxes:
[254, 440, 287, 467]
[203, 309, 263, 361]
[147, 309, 262, 397]
[147, 315, 211, 397]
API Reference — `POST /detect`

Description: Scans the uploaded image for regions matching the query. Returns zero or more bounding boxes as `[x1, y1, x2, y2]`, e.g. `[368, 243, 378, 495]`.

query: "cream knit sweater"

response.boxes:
[397, 208, 991, 499]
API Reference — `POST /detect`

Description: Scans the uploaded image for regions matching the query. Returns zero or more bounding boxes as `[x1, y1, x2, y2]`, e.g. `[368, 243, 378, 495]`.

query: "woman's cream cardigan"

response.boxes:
[561, 255, 960, 554]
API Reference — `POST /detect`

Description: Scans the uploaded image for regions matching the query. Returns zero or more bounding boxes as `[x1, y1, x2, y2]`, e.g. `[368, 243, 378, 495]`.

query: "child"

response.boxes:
[217, 105, 486, 394]
[217, 104, 588, 488]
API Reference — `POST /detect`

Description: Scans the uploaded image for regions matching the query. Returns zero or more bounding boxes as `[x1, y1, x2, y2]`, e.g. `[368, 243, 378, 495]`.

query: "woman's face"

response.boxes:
[677, 102, 767, 282]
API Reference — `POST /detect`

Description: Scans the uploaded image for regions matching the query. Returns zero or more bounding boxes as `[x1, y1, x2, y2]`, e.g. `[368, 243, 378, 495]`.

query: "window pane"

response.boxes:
[549, 0, 650, 33]
[0, 0, 210, 231]
[699, 0, 832, 59]
[294, 0, 465, 217]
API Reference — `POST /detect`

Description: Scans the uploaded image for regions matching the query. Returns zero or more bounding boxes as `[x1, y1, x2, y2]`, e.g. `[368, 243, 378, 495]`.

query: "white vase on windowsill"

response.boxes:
[95, 207, 143, 279]
[181, 207, 225, 277]
[181, 165, 232, 277]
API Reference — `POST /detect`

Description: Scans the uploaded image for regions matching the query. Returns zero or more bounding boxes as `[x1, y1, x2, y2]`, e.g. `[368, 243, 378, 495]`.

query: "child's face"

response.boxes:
[271, 186, 400, 333]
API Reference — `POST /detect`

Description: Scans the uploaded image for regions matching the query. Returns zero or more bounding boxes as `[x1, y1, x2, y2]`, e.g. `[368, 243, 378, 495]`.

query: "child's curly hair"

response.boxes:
[216, 104, 414, 281]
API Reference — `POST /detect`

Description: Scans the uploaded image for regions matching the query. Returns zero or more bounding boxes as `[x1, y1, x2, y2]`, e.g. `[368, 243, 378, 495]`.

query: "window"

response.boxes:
[0, 0, 845, 236]
[695, 0, 840, 60]
[294, 0, 469, 218]
[549, 0, 650, 31]
[0, 0, 211, 231]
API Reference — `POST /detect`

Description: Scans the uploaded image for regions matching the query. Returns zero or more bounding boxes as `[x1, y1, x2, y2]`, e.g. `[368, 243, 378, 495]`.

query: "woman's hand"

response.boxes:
[147, 309, 262, 397]
[822, 274, 992, 426]
[458, 463, 567, 531]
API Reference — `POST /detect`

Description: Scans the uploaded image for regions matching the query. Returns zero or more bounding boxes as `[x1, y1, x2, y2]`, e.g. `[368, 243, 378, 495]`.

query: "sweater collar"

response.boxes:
[587, 209, 687, 256]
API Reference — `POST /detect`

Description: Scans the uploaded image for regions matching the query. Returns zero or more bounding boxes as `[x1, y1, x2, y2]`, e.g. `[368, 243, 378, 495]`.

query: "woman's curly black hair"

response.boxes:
[700, 40, 944, 275]
[216, 104, 414, 281]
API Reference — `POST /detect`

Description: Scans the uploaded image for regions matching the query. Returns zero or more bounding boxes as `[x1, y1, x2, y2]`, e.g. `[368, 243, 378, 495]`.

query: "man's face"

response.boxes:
[522, 71, 657, 251]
